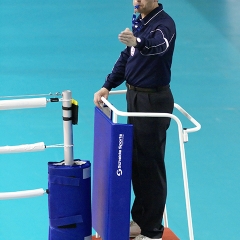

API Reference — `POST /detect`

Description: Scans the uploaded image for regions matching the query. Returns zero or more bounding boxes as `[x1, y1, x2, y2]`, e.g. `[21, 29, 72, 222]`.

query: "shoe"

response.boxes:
[134, 234, 162, 240]
[130, 221, 141, 238]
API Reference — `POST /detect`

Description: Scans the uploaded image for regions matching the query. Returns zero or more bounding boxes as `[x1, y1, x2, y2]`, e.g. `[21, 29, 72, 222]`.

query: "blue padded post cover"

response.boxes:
[92, 107, 133, 240]
[48, 160, 91, 240]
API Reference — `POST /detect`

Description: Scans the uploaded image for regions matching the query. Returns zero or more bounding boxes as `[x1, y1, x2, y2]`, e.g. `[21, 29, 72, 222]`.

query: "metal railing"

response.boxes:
[100, 89, 201, 240]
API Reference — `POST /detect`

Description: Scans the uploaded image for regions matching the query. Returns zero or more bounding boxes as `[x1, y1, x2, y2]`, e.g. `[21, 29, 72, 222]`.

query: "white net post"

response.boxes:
[62, 90, 74, 166]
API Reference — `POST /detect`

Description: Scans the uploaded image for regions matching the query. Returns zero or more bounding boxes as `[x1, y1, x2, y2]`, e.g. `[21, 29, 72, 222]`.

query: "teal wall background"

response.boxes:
[0, 0, 240, 239]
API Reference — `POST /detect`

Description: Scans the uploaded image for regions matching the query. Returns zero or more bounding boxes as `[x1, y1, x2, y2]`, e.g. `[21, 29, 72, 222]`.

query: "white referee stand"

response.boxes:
[0, 90, 75, 200]
[100, 89, 201, 240]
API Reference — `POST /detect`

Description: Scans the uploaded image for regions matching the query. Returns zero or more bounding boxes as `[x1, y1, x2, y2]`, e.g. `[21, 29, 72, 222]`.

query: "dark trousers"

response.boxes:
[126, 86, 174, 238]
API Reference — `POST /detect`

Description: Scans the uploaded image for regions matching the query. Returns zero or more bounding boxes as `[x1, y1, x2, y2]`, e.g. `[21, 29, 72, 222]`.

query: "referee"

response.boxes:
[94, 1, 176, 239]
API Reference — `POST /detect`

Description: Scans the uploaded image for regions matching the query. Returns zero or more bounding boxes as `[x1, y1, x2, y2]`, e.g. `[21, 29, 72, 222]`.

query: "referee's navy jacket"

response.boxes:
[103, 4, 176, 90]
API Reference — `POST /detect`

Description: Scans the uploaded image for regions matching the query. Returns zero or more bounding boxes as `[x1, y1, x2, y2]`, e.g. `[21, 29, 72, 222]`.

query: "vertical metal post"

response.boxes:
[163, 206, 169, 228]
[112, 112, 118, 123]
[62, 90, 74, 166]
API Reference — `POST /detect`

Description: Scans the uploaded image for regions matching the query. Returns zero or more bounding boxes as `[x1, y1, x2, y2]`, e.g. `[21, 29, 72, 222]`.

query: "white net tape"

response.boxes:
[0, 142, 73, 154]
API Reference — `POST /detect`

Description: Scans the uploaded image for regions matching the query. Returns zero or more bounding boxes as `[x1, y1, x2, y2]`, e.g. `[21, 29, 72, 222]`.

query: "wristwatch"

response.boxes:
[135, 37, 141, 47]
[136, 37, 141, 43]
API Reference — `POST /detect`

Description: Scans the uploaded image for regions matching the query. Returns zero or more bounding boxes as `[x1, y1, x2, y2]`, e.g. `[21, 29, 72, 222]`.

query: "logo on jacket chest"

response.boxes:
[131, 46, 135, 56]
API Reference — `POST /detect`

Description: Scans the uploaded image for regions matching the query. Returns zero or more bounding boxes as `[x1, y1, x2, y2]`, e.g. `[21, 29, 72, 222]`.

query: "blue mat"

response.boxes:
[92, 107, 133, 240]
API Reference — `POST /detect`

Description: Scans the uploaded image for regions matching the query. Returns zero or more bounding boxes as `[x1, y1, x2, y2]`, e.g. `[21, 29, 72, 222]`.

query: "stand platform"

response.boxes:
[92, 228, 180, 240]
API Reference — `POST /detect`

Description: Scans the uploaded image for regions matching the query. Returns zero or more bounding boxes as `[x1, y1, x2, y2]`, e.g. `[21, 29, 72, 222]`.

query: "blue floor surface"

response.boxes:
[0, 0, 240, 239]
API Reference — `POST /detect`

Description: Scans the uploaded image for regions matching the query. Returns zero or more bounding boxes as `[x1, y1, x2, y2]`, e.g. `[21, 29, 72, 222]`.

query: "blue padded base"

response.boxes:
[48, 160, 91, 240]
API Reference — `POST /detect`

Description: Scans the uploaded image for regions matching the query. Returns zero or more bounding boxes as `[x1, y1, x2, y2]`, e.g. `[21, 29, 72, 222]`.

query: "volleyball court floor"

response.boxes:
[0, 0, 240, 239]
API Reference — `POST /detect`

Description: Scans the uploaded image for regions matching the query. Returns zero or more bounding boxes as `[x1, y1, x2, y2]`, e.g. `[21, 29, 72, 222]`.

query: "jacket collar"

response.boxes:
[141, 4, 163, 26]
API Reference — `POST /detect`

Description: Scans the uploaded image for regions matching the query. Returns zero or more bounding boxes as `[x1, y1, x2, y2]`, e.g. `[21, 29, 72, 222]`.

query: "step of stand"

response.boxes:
[92, 228, 180, 240]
